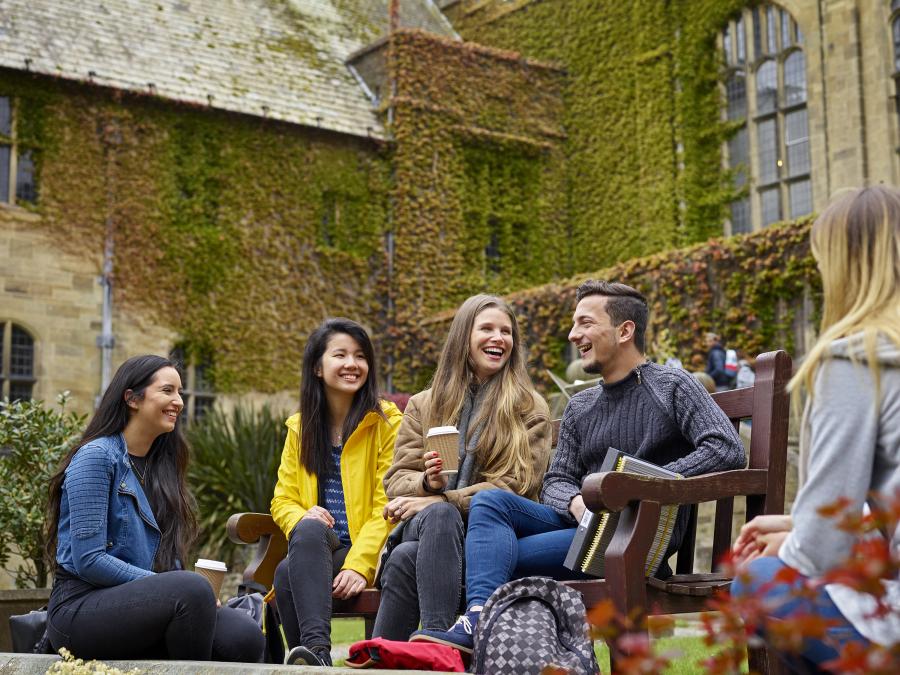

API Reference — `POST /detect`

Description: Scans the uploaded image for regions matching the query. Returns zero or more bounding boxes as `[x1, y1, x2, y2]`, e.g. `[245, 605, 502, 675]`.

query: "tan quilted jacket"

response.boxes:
[382, 388, 552, 513]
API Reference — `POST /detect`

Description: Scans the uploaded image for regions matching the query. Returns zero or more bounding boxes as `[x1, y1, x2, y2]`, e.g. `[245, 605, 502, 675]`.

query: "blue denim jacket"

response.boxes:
[56, 434, 161, 587]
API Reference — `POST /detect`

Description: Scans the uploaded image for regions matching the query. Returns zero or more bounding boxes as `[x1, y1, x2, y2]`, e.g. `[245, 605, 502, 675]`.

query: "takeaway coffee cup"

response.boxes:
[194, 558, 227, 597]
[426, 426, 460, 476]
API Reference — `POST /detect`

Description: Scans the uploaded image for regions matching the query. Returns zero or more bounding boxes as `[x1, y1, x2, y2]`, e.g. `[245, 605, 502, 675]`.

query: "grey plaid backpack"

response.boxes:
[472, 576, 599, 674]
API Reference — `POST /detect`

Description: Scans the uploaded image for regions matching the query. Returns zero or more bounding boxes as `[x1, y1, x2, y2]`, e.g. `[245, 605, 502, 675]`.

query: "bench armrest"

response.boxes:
[226, 512, 282, 544]
[581, 469, 770, 512]
[226, 512, 287, 589]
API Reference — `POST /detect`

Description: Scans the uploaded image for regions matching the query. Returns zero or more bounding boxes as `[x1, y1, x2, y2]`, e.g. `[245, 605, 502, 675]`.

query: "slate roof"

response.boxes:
[0, 0, 458, 140]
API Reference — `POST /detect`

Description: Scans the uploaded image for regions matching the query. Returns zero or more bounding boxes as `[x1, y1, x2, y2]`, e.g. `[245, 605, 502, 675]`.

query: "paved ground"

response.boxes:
[0, 653, 441, 674]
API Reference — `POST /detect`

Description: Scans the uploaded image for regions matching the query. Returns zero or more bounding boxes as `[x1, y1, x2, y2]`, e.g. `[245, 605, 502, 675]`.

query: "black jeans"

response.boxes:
[273, 517, 350, 650]
[47, 570, 264, 662]
[372, 500, 464, 640]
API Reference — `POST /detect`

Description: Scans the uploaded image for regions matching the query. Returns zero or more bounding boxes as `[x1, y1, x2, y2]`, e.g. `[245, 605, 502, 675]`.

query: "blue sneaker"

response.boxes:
[409, 606, 482, 654]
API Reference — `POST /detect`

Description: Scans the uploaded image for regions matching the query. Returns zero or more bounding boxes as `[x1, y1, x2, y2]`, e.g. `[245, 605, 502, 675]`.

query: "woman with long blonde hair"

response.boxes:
[372, 294, 551, 641]
[732, 185, 900, 669]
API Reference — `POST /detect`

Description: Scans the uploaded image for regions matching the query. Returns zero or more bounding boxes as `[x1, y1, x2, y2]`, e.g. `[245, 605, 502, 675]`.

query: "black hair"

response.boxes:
[575, 279, 649, 352]
[46, 355, 197, 572]
[299, 318, 384, 478]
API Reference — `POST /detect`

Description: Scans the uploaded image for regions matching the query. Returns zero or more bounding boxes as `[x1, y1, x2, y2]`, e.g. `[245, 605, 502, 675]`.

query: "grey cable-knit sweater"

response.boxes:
[541, 361, 745, 568]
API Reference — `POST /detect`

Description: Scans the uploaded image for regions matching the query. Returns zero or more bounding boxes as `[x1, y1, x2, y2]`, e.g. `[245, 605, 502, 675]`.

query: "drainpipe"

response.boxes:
[384, 0, 400, 393]
[97, 228, 114, 403]
[96, 118, 120, 406]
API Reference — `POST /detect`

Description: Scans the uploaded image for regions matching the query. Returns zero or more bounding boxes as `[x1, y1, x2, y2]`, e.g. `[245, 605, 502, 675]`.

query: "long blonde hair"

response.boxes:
[428, 294, 539, 492]
[789, 185, 900, 400]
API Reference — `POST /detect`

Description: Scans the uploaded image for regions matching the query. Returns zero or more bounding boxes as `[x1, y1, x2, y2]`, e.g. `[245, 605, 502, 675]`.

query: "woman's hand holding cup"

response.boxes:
[423, 450, 447, 492]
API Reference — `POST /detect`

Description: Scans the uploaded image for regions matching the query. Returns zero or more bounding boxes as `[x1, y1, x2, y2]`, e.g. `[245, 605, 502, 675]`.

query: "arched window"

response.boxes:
[0, 322, 36, 401]
[169, 346, 216, 425]
[721, 4, 811, 232]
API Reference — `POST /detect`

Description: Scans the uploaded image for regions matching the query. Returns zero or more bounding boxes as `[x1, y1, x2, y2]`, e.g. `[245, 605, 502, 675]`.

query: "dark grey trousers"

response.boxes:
[273, 518, 349, 650]
[372, 500, 465, 640]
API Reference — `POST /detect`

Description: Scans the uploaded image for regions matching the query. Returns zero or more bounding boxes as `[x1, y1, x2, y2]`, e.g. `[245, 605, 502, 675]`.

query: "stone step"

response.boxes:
[0, 653, 442, 674]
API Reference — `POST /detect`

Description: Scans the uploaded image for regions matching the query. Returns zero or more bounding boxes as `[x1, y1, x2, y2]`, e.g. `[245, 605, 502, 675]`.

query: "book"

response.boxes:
[563, 448, 682, 578]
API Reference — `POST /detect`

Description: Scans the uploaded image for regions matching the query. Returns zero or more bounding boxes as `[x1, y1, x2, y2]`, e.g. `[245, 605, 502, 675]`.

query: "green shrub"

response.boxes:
[186, 404, 288, 567]
[0, 393, 86, 588]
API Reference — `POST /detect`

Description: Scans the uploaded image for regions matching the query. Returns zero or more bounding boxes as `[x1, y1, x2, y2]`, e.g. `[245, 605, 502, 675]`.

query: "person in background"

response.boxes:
[45, 355, 264, 662]
[735, 352, 756, 389]
[731, 185, 900, 670]
[374, 294, 551, 641]
[271, 318, 402, 667]
[704, 332, 733, 391]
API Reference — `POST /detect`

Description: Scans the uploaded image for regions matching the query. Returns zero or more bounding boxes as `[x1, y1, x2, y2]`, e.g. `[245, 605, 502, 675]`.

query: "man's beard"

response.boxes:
[582, 358, 603, 375]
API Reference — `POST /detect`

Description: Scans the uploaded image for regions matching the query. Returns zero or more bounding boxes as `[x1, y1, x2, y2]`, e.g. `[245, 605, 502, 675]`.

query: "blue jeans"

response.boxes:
[731, 557, 868, 670]
[465, 490, 587, 608]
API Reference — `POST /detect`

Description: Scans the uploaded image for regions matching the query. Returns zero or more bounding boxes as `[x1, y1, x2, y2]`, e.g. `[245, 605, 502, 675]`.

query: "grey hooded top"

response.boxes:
[779, 333, 900, 645]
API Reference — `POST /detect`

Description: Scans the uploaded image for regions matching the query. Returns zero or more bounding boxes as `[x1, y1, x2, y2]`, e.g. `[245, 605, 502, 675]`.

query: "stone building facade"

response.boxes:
[4, 0, 900, 413]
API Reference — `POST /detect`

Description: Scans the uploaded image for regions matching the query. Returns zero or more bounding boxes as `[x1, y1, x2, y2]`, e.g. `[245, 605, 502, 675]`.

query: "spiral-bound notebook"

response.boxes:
[563, 448, 682, 578]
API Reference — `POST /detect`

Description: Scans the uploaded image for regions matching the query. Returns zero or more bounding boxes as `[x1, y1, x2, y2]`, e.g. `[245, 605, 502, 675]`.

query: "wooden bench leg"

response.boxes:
[748, 643, 788, 675]
[364, 616, 375, 640]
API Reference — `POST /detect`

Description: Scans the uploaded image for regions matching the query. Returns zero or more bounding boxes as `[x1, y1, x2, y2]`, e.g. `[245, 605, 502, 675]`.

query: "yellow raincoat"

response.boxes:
[270, 401, 401, 585]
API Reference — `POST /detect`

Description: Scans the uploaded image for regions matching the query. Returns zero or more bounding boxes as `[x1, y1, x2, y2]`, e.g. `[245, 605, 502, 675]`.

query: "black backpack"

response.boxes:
[472, 576, 599, 674]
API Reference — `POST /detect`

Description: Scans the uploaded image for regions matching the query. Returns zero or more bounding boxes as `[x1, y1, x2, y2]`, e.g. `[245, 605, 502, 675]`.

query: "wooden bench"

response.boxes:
[227, 350, 791, 670]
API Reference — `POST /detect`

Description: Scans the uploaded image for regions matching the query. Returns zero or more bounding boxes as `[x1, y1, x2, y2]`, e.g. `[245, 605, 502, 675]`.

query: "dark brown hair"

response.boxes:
[46, 355, 197, 572]
[299, 318, 384, 478]
[575, 279, 649, 351]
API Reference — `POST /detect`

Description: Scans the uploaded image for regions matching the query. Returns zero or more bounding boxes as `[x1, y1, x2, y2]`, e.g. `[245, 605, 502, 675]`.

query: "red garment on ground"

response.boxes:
[345, 637, 465, 671]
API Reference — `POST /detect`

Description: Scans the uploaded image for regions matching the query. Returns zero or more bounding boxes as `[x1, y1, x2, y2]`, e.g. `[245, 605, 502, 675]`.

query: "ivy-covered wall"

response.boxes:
[444, 0, 748, 268]
[404, 218, 820, 392]
[1, 68, 390, 393]
[4, 0, 805, 396]
[386, 29, 568, 390]
[2, 34, 568, 394]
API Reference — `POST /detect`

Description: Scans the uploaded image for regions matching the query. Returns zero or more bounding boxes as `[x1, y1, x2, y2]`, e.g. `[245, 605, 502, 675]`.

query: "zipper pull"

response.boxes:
[636, 368, 642, 384]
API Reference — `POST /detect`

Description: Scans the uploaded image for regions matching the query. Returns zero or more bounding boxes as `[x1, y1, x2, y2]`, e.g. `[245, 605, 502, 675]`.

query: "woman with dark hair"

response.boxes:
[373, 294, 551, 643]
[45, 354, 264, 662]
[271, 318, 402, 667]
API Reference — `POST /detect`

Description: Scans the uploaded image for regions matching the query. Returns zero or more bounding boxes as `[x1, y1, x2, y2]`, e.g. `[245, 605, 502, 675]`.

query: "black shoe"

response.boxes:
[284, 645, 332, 666]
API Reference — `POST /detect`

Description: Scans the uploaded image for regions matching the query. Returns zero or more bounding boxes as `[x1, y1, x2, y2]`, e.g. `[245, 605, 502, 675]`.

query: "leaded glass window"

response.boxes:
[721, 5, 812, 232]
[0, 96, 38, 206]
[756, 60, 777, 115]
[760, 187, 781, 226]
[168, 346, 216, 425]
[1, 322, 36, 401]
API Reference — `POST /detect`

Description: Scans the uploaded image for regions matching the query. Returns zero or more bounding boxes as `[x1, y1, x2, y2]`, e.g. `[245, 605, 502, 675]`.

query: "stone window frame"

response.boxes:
[720, 4, 812, 234]
[168, 346, 216, 425]
[0, 95, 38, 207]
[0, 320, 36, 401]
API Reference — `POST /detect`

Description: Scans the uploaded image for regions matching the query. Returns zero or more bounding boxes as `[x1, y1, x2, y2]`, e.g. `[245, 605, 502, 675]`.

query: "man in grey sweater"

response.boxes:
[412, 280, 745, 653]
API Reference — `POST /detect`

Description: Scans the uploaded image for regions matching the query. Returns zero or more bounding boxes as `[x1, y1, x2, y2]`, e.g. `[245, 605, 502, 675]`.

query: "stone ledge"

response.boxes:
[0, 653, 443, 674]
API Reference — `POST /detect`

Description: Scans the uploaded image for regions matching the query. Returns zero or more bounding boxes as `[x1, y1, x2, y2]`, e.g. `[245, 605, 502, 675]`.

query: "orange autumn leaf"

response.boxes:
[587, 598, 617, 628]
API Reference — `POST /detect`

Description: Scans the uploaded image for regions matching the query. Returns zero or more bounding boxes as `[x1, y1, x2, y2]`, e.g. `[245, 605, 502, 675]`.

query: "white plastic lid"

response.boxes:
[426, 426, 459, 437]
[195, 558, 227, 572]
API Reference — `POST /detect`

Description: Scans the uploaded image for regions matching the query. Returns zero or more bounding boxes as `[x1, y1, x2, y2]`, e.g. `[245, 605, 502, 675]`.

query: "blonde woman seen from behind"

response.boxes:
[372, 294, 551, 641]
[731, 186, 900, 670]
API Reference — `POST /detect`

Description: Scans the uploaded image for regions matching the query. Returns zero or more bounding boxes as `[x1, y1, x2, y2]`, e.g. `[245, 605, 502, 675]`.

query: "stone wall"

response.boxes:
[1, 208, 172, 415]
